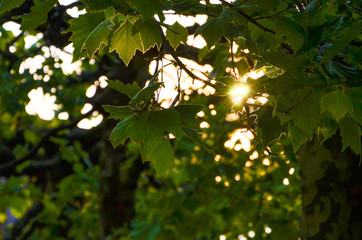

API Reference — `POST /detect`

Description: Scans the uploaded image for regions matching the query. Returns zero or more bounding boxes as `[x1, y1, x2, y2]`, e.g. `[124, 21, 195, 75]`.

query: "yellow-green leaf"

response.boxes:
[110, 20, 143, 66]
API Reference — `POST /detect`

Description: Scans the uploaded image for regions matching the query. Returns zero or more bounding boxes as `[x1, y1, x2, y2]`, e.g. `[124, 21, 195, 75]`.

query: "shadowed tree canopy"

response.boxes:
[0, 0, 361, 239]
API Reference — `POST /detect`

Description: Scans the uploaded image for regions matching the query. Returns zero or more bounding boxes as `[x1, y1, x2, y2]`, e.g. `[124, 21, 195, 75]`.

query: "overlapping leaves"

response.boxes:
[103, 80, 205, 175]
[66, 8, 162, 65]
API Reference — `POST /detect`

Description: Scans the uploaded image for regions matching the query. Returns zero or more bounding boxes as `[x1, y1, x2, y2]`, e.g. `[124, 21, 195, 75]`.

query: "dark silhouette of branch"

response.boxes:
[219, 0, 276, 34]
[157, 25, 218, 89]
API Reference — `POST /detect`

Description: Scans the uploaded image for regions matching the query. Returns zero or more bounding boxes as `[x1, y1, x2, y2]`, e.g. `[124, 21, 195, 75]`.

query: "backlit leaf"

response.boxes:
[107, 80, 140, 98]
[321, 90, 353, 122]
[141, 138, 174, 176]
[110, 20, 143, 66]
[129, 82, 162, 105]
[290, 90, 321, 136]
[182, 127, 214, 155]
[102, 105, 135, 120]
[339, 116, 361, 155]
[110, 112, 147, 147]
[83, 15, 115, 58]
[147, 108, 182, 139]
[20, 0, 57, 31]
[194, 18, 222, 49]
[65, 11, 105, 61]
[288, 124, 309, 153]
[133, 19, 162, 51]
[126, 0, 164, 22]
[166, 21, 188, 50]
[174, 105, 204, 128]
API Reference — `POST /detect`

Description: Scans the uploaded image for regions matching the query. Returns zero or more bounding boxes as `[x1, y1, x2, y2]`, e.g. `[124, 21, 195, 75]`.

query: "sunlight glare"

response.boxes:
[86, 85, 97, 98]
[229, 84, 250, 104]
[25, 88, 60, 121]
[215, 176, 222, 183]
[77, 114, 103, 130]
[224, 128, 253, 152]
[2, 22, 21, 36]
[264, 226, 272, 234]
[58, 112, 69, 120]
[200, 121, 210, 129]
[238, 235, 247, 240]
[81, 103, 93, 114]
[248, 230, 255, 238]
[283, 178, 290, 185]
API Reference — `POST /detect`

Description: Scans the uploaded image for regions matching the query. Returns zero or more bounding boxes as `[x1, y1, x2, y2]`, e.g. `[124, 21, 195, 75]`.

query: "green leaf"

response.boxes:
[147, 108, 182, 139]
[110, 108, 181, 147]
[182, 127, 214, 155]
[141, 138, 174, 176]
[347, 87, 362, 125]
[290, 89, 321, 136]
[320, 118, 338, 141]
[257, 109, 283, 145]
[0, 0, 26, 14]
[321, 22, 362, 64]
[339, 116, 361, 155]
[110, 20, 144, 66]
[174, 104, 204, 128]
[126, 0, 164, 22]
[276, 17, 305, 53]
[129, 82, 162, 105]
[83, 15, 115, 59]
[106, 80, 140, 98]
[65, 11, 105, 61]
[20, 0, 57, 31]
[194, 18, 222, 49]
[133, 19, 162, 51]
[78, 0, 113, 10]
[321, 90, 353, 122]
[288, 124, 309, 153]
[166, 21, 188, 50]
[110, 112, 147, 147]
[102, 105, 135, 120]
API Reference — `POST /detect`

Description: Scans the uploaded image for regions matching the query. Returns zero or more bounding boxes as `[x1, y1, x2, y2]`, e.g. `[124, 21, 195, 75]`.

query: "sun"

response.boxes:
[229, 84, 250, 104]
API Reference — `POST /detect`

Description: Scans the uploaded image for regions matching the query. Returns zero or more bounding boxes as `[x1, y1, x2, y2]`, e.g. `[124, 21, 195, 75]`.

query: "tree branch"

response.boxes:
[283, 90, 313, 114]
[219, 0, 276, 34]
[157, 25, 218, 89]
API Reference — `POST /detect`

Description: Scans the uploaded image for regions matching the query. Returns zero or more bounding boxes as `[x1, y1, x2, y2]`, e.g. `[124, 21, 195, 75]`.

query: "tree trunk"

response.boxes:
[99, 140, 122, 239]
[299, 135, 362, 240]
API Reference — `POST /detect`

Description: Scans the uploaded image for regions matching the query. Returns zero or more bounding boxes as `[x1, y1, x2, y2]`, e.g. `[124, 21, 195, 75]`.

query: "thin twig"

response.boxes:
[157, 25, 218, 88]
[219, 0, 276, 34]
[283, 90, 312, 114]
[170, 68, 182, 107]
[254, 8, 290, 20]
